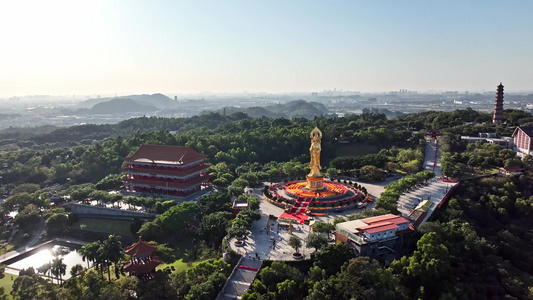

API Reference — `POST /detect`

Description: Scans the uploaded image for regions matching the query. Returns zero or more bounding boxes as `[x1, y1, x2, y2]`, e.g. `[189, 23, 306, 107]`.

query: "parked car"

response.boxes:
[356, 202, 367, 209]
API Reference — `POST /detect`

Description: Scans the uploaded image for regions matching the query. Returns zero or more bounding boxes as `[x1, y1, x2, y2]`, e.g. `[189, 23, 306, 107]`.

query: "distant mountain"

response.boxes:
[203, 99, 330, 119]
[217, 106, 284, 118]
[90, 98, 157, 114]
[266, 100, 329, 118]
[362, 107, 405, 118]
[78, 93, 176, 109]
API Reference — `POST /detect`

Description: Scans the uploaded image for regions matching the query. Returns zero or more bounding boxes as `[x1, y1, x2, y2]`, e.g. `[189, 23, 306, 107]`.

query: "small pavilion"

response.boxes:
[123, 238, 161, 281]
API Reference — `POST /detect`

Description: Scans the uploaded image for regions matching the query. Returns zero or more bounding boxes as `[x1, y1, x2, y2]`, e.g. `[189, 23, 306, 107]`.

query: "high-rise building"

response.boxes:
[492, 82, 504, 124]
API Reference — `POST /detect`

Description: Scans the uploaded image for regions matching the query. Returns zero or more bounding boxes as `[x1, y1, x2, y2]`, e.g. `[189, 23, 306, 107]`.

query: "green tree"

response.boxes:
[314, 222, 335, 239]
[102, 234, 124, 281]
[334, 256, 401, 299]
[159, 202, 198, 231]
[14, 204, 40, 229]
[45, 213, 69, 236]
[2, 193, 33, 212]
[288, 236, 302, 254]
[70, 264, 84, 278]
[11, 183, 40, 195]
[137, 220, 164, 241]
[314, 244, 354, 276]
[305, 232, 328, 252]
[276, 279, 299, 299]
[197, 192, 231, 216]
[95, 174, 123, 190]
[358, 165, 384, 181]
[238, 194, 260, 210]
[154, 243, 176, 264]
[78, 242, 99, 269]
[51, 257, 67, 283]
[11, 275, 57, 300]
[198, 211, 232, 247]
[390, 232, 451, 298]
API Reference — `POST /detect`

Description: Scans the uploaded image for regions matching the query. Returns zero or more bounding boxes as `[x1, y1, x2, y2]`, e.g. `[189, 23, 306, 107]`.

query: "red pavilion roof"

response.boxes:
[125, 144, 207, 165]
[124, 258, 161, 274]
[124, 239, 157, 257]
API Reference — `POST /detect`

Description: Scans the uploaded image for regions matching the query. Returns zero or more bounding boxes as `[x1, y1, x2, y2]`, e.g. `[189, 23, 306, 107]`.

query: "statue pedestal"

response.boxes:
[306, 176, 324, 191]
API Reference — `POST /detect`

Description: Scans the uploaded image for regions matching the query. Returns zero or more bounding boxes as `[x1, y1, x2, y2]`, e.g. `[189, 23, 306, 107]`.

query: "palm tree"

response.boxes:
[78, 242, 99, 269]
[37, 262, 52, 280]
[51, 257, 67, 284]
[77, 245, 90, 269]
[70, 264, 84, 277]
[102, 234, 124, 281]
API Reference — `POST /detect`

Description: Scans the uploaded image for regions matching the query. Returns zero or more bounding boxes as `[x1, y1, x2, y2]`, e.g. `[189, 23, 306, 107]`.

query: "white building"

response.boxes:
[334, 214, 412, 262]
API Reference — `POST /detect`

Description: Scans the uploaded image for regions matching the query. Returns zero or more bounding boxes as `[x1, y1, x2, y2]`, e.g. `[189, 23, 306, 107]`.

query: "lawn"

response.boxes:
[156, 259, 197, 273]
[0, 274, 17, 299]
[71, 218, 133, 237]
[0, 225, 37, 255]
[155, 233, 217, 274]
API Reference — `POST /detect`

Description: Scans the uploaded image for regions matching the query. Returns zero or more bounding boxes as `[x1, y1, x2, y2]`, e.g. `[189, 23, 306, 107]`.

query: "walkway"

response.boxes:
[217, 257, 262, 300]
[278, 197, 310, 224]
[397, 137, 458, 227]
[1, 218, 45, 262]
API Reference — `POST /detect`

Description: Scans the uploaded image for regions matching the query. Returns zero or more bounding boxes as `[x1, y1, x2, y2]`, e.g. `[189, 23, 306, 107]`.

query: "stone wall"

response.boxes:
[62, 203, 157, 221]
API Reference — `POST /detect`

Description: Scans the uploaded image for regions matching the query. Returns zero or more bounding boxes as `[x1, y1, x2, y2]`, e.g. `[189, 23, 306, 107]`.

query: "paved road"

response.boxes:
[397, 137, 457, 219]
[1, 218, 45, 263]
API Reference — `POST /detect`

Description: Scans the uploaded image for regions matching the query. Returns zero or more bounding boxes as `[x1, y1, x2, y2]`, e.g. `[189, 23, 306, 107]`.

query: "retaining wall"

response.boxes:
[62, 203, 157, 221]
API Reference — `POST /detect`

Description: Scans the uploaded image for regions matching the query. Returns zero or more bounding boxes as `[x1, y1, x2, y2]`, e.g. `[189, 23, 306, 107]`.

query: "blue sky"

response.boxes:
[1, 0, 532, 97]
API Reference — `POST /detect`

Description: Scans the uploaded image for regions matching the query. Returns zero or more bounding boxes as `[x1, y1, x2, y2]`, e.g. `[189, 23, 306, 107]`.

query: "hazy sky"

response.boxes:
[1, 0, 532, 97]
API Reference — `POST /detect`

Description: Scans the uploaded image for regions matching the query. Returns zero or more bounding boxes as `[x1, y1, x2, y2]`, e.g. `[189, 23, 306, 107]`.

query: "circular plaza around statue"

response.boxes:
[263, 127, 373, 223]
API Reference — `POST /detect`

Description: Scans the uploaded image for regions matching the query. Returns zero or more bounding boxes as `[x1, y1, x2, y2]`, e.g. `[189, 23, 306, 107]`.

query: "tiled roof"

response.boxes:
[499, 166, 524, 172]
[124, 239, 157, 257]
[362, 214, 408, 226]
[514, 126, 533, 138]
[358, 221, 399, 234]
[125, 144, 207, 164]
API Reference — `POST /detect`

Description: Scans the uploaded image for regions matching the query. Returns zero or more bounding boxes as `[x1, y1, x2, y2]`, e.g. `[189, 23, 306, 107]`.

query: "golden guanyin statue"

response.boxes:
[306, 127, 324, 191]
[308, 127, 323, 178]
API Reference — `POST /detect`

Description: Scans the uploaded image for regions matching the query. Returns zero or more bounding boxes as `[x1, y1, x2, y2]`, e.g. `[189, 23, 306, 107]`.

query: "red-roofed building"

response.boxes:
[335, 214, 412, 263]
[124, 238, 161, 281]
[512, 126, 533, 158]
[122, 144, 210, 199]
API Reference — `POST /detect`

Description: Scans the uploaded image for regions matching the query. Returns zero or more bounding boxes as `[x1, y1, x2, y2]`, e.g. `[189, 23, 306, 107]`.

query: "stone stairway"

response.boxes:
[217, 257, 262, 300]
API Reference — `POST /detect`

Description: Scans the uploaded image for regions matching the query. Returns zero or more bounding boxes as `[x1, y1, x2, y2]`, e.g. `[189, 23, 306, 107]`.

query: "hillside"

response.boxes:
[266, 100, 329, 118]
[78, 93, 176, 109]
[89, 98, 157, 114]
[212, 106, 284, 118]
[205, 100, 330, 119]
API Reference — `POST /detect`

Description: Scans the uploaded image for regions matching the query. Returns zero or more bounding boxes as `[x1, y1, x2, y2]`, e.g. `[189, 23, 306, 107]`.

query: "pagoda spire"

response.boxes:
[492, 82, 504, 124]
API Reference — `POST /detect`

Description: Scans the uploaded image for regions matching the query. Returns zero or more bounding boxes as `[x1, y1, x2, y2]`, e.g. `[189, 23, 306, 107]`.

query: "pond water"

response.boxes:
[8, 245, 90, 280]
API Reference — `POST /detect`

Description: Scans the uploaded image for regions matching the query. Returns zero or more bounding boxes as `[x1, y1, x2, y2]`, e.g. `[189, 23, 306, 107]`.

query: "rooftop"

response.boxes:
[358, 221, 399, 234]
[124, 239, 158, 257]
[125, 144, 207, 165]
[513, 126, 533, 138]
[336, 214, 409, 235]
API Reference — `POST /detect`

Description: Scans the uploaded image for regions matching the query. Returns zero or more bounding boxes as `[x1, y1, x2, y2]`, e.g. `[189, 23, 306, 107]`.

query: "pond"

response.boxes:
[7, 244, 91, 280]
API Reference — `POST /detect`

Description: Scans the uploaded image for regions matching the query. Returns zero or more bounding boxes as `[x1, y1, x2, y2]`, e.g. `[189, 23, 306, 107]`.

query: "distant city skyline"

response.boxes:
[1, 0, 532, 98]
